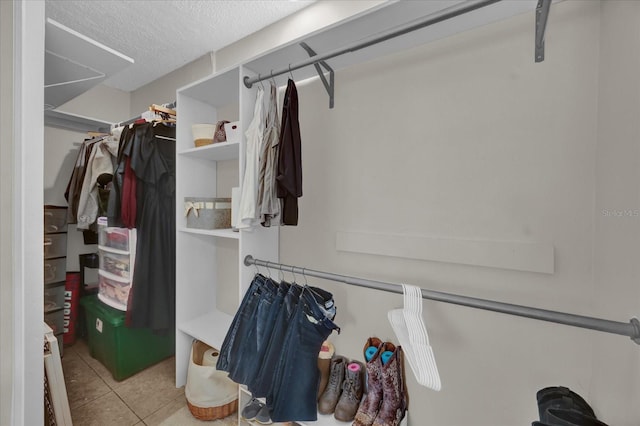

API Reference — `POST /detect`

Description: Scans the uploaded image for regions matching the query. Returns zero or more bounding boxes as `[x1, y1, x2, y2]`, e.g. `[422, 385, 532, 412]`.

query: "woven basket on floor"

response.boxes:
[187, 398, 238, 421]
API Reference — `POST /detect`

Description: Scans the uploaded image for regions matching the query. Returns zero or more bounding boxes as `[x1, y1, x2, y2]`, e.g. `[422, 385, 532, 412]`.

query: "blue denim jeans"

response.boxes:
[268, 286, 339, 422]
[227, 276, 280, 384]
[249, 283, 303, 397]
[216, 274, 269, 372]
[242, 281, 291, 391]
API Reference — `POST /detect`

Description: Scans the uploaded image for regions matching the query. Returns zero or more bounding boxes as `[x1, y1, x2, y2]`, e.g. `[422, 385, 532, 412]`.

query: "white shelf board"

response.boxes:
[178, 141, 240, 161]
[238, 386, 351, 426]
[178, 309, 234, 351]
[45, 18, 134, 109]
[243, 0, 539, 89]
[44, 109, 112, 133]
[178, 66, 240, 107]
[179, 227, 240, 240]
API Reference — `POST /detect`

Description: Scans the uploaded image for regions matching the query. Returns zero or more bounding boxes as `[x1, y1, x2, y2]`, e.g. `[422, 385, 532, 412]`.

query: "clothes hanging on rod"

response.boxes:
[257, 82, 281, 227]
[217, 272, 339, 422]
[244, 255, 640, 345]
[277, 79, 303, 226]
[112, 102, 177, 129]
[76, 128, 121, 230]
[236, 88, 264, 229]
[106, 121, 176, 333]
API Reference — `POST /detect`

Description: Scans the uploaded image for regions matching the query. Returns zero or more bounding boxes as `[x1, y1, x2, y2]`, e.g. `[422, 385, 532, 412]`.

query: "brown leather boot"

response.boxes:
[317, 341, 335, 400]
[372, 344, 407, 426]
[353, 337, 385, 426]
[334, 360, 364, 421]
[318, 355, 347, 414]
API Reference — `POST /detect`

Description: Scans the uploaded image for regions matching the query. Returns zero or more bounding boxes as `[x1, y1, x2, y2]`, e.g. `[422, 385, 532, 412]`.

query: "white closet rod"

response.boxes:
[244, 255, 640, 345]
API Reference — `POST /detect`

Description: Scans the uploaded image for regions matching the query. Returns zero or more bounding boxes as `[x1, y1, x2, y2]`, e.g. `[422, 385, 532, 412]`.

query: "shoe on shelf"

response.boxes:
[255, 404, 273, 425]
[334, 360, 365, 422]
[241, 397, 264, 421]
[318, 355, 348, 414]
[318, 340, 335, 400]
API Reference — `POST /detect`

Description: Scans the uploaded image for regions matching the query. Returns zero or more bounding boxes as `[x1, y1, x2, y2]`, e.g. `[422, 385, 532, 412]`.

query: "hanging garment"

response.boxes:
[107, 125, 135, 227]
[257, 82, 281, 227]
[65, 137, 101, 223]
[121, 156, 137, 229]
[237, 88, 264, 229]
[276, 79, 302, 226]
[217, 272, 339, 422]
[125, 122, 176, 333]
[76, 129, 120, 230]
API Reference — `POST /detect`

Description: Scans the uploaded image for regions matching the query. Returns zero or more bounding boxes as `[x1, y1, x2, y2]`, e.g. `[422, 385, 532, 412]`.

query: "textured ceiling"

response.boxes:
[45, 0, 315, 92]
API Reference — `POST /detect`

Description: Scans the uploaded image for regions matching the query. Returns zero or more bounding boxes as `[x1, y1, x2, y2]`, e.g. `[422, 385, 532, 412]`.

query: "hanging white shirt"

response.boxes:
[236, 88, 264, 229]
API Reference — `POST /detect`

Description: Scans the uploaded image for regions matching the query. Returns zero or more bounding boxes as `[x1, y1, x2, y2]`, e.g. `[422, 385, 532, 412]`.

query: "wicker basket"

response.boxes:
[192, 124, 216, 148]
[185, 340, 238, 421]
[194, 138, 214, 147]
[187, 398, 238, 421]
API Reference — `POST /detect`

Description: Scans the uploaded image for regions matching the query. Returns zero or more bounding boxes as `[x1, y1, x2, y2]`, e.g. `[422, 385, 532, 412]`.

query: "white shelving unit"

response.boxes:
[174, 65, 280, 426]
[173, 2, 545, 425]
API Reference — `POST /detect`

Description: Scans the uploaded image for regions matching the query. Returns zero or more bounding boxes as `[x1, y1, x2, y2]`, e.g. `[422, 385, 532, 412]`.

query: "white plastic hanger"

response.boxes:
[388, 284, 441, 391]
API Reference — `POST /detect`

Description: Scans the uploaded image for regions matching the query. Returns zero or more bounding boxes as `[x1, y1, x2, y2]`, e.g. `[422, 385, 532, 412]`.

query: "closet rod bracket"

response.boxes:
[535, 0, 552, 62]
[299, 42, 335, 109]
[631, 317, 640, 345]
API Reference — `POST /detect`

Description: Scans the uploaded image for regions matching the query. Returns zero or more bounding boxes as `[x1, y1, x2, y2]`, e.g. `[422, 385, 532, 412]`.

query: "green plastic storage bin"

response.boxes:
[80, 295, 175, 381]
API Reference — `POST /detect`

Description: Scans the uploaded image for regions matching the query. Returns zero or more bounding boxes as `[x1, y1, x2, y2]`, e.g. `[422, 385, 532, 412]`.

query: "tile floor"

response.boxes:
[61, 339, 237, 425]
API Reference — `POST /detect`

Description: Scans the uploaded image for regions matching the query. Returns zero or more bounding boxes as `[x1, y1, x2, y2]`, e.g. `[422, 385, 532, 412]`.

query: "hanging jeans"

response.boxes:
[249, 283, 303, 397]
[227, 276, 280, 384]
[216, 274, 270, 372]
[268, 286, 339, 422]
[241, 281, 291, 390]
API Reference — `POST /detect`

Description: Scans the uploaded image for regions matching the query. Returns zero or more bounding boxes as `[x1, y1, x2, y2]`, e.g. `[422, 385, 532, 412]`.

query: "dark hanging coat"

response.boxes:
[276, 79, 302, 226]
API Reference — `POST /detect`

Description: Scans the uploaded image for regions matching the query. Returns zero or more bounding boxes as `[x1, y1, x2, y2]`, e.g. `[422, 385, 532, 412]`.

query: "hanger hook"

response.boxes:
[291, 266, 297, 284]
[302, 267, 308, 286]
[265, 261, 272, 279]
[288, 64, 294, 80]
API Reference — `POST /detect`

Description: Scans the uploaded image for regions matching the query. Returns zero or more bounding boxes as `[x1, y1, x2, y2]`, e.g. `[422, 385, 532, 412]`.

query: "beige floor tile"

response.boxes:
[155, 405, 238, 426]
[71, 391, 141, 426]
[62, 347, 111, 410]
[72, 338, 126, 389]
[142, 393, 188, 426]
[114, 357, 183, 419]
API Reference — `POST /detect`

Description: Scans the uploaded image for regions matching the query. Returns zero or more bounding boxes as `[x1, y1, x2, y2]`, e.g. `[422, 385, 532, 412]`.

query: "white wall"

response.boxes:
[57, 83, 131, 124]
[0, 1, 15, 424]
[215, 0, 385, 69]
[130, 53, 214, 114]
[7, 1, 46, 425]
[270, 1, 635, 425]
[591, 0, 640, 421]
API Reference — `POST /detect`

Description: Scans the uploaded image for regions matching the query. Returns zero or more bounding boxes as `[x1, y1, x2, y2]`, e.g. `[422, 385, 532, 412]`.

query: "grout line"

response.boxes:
[112, 390, 143, 424]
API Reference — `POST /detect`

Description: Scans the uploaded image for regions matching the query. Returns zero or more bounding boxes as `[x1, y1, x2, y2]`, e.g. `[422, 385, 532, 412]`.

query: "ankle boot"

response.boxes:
[317, 341, 335, 400]
[318, 355, 347, 414]
[372, 344, 407, 426]
[536, 386, 595, 421]
[546, 409, 609, 426]
[353, 337, 385, 426]
[334, 361, 364, 422]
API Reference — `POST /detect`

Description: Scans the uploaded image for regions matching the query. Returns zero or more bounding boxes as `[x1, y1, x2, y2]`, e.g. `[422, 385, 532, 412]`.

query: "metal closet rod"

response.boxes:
[243, 0, 502, 88]
[244, 255, 640, 345]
